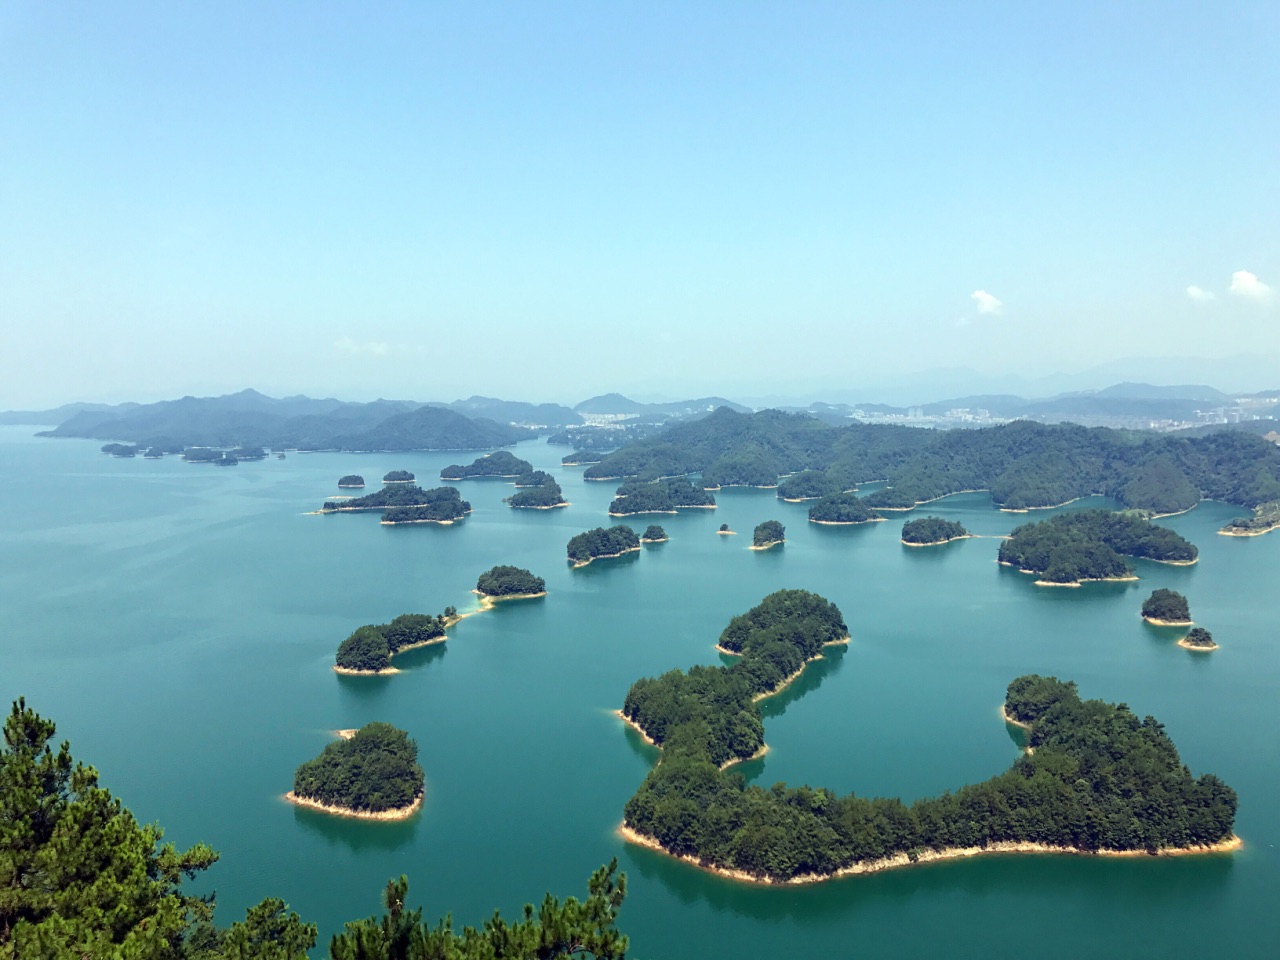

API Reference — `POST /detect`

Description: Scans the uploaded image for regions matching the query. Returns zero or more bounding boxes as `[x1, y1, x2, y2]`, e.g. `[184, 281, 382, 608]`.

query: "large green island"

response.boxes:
[475, 565, 547, 600]
[288, 722, 425, 819]
[750, 520, 785, 550]
[608, 478, 716, 516]
[441, 450, 532, 480]
[618, 592, 1238, 883]
[901, 516, 970, 545]
[567, 526, 641, 567]
[321, 483, 471, 523]
[334, 611, 458, 674]
[506, 470, 569, 509]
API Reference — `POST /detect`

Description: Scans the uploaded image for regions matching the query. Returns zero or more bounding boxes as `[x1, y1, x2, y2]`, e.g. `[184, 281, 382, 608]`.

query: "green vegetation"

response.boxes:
[808, 492, 880, 524]
[901, 517, 969, 544]
[335, 612, 452, 672]
[719, 523, 732, 533]
[998, 510, 1198, 584]
[621, 651, 1237, 881]
[608, 478, 715, 516]
[1220, 499, 1280, 536]
[338, 474, 365, 487]
[567, 526, 641, 565]
[101, 442, 137, 457]
[641, 525, 668, 542]
[1181, 627, 1217, 649]
[441, 451, 532, 480]
[752, 520, 785, 547]
[476, 565, 546, 597]
[324, 484, 471, 522]
[292, 722, 424, 814]
[562, 450, 604, 465]
[507, 470, 568, 508]
[777, 470, 836, 500]
[1, 697, 628, 958]
[383, 469, 415, 482]
[1142, 588, 1191, 623]
[183, 447, 225, 463]
[144, 446, 165, 458]
[582, 408, 1280, 513]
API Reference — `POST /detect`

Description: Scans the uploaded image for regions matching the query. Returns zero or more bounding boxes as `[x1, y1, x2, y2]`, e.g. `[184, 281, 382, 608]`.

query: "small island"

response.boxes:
[1141, 588, 1192, 626]
[1178, 627, 1219, 652]
[750, 520, 785, 550]
[640, 524, 668, 543]
[383, 470, 415, 483]
[901, 516, 970, 546]
[567, 525, 641, 567]
[1219, 499, 1280, 537]
[475, 565, 547, 600]
[287, 722, 424, 819]
[338, 474, 365, 489]
[505, 471, 569, 509]
[334, 611, 457, 674]
[608, 478, 716, 516]
[998, 510, 1198, 586]
[718, 523, 735, 536]
[441, 451, 531, 480]
[101, 442, 138, 458]
[808, 492, 882, 525]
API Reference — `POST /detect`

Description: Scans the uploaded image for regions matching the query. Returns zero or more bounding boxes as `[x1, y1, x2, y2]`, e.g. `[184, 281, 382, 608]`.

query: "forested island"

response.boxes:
[383, 469, 415, 482]
[288, 722, 424, 818]
[506, 470, 568, 508]
[582, 407, 1280, 514]
[321, 484, 472, 523]
[808, 492, 882, 524]
[901, 517, 970, 545]
[608, 478, 716, 516]
[1219, 499, 1280, 537]
[334, 611, 458, 674]
[619, 612, 1238, 883]
[751, 520, 785, 550]
[441, 450, 532, 479]
[101, 442, 137, 457]
[567, 526, 641, 567]
[561, 450, 604, 465]
[338, 474, 365, 488]
[1179, 627, 1219, 651]
[475, 565, 547, 599]
[777, 470, 840, 501]
[998, 510, 1198, 585]
[1142, 588, 1192, 626]
[718, 523, 735, 535]
[641, 524, 668, 543]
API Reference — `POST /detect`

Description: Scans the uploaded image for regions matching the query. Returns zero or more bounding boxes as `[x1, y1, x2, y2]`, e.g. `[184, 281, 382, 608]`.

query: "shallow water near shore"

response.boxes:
[1, 427, 1277, 958]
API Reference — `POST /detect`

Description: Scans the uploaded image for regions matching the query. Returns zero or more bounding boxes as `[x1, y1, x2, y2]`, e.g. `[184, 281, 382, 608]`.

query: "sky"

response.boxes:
[2, 1, 1278, 408]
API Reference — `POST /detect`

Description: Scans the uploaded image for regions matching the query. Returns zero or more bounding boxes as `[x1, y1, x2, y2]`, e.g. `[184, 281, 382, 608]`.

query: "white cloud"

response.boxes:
[1228, 270, 1272, 301]
[970, 290, 1003, 315]
[335, 337, 389, 356]
[1186, 285, 1216, 302]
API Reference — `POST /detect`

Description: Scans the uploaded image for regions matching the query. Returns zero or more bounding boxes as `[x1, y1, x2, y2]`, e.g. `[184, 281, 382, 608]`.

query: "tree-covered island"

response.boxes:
[441, 450, 532, 480]
[1179, 627, 1219, 652]
[777, 470, 838, 501]
[505, 470, 569, 509]
[338, 474, 365, 488]
[101, 442, 138, 457]
[561, 450, 604, 465]
[999, 510, 1198, 585]
[641, 524, 668, 543]
[1141, 588, 1192, 625]
[383, 469, 415, 482]
[808, 492, 882, 525]
[608, 478, 716, 516]
[475, 565, 547, 599]
[567, 525, 641, 567]
[334, 611, 458, 674]
[718, 523, 735, 535]
[320, 484, 472, 523]
[901, 516, 970, 545]
[750, 520, 786, 550]
[1219, 499, 1280, 537]
[288, 722, 424, 819]
[619, 613, 1238, 883]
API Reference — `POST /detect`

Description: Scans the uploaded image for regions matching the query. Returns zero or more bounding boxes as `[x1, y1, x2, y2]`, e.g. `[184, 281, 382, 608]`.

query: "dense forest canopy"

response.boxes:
[901, 517, 969, 544]
[998, 510, 1198, 584]
[383, 469, 415, 482]
[506, 470, 568, 508]
[608, 478, 715, 516]
[752, 520, 785, 547]
[338, 474, 365, 487]
[1142, 588, 1191, 623]
[1182, 627, 1217, 649]
[808, 492, 880, 524]
[567, 526, 640, 564]
[441, 451, 532, 479]
[324, 485, 471, 522]
[776, 470, 839, 500]
[335, 612, 452, 671]
[476, 566, 546, 597]
[641, 525, 668, 542]
[292, 722, 424, 814]
[582, 408, 1280, 512]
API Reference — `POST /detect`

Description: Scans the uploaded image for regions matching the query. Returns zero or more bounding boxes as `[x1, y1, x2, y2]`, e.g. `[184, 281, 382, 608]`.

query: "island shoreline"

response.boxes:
[284, 791, 423, 821]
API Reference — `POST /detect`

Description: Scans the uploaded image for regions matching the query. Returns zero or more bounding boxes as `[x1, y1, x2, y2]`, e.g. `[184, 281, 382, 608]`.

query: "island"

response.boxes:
[998, 510, 1198, 586]
[619, 597, 1238, 883]
[561, 450, 603, 466]
[441, 450, 532, 480]
[506, 470, 569, 509]
[640, 524, 668, 543]
[1141, 588, 1192, 626]
[287, 722, 424, 819]
[608, 478, 716, 516]
[750, 520, 785, 550]
[808, 492, 882, 525]
[901, 516, 970, 546]
[334, 611, 457, 674]
[718, 523, 735, 535]
[101, 442, 138, 458]
[475, 565, 547, 600]
[338, 474, 365, 488]
[567, 525, 641, 567]
[383, 469, 415, 482]
[1178, 627, 1219, 652]
[1219, 499, 1280, 537]
[321, 484, 471, 523]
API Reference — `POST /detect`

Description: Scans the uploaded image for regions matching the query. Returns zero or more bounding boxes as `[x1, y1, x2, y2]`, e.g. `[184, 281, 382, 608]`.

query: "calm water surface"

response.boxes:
[1, 427, 1277, 958]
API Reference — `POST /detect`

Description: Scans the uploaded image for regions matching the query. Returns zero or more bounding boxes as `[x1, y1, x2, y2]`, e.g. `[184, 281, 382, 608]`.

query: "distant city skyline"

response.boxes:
[2, 2, 1276, 409]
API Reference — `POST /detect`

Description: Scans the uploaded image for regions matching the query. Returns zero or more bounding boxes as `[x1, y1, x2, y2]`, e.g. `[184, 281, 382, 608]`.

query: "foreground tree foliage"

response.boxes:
[608, 479, 715, 516]
[752, 520, 785, 547]
[1142, 588, 1191, 623]
[441, 452, 532, 480]
[901, 517, 969, 544]
[1, 699, 627, 958]
[292, 723, 424, 813]
[476, 566, 546, 597]
[998, 510, 1198, 584]
[566, 527, 640, 565]
[335, 613, 452, 671]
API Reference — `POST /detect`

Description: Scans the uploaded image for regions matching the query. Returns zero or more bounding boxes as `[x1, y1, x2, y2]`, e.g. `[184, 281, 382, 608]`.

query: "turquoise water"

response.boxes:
[1, 426, 1277, 958]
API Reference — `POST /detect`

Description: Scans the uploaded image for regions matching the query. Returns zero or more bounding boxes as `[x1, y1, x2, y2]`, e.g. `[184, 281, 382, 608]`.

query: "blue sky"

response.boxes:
[2, 2, 1277, 407]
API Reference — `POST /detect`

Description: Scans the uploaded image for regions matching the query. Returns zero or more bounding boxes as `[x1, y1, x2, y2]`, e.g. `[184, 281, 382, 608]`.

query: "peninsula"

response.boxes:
[901, 516, 970, 546]
[808, 492, 882, 525]
[1219, 499, 1280, 537]
[288, 722, 424, 819]
[567, 525, 641, 567]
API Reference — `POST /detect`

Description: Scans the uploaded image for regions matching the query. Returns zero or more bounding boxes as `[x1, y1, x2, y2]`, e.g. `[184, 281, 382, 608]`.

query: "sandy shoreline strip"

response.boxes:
[901, 535, 973, 547]
[570, 546, 642, 568]
[1143, 617, 1193, 627]
[614, 710, 659, 747]
[284, 791, 423, 821]
[809, 517, 886, 526]
[748, 539, 784, 551]
[1178, 637, 1220, 652]
[471, 589, 547, 603]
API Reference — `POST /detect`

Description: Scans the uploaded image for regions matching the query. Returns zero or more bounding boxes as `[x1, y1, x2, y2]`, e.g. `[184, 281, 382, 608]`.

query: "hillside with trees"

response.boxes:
[777, 470, 838, 501]
[999, 510, 1198, 584]
[752, 520, 786, 548]
[901, 517, 970, 545]
[290, 723, 423, 814]
[441, 450, 533, 479]
[608, 478, 716, 516]
[476, 566, 546, 597]
[808, 492, 881, 524]
[567, 526, 641, 566]
[1141, 588, 1192, 625]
